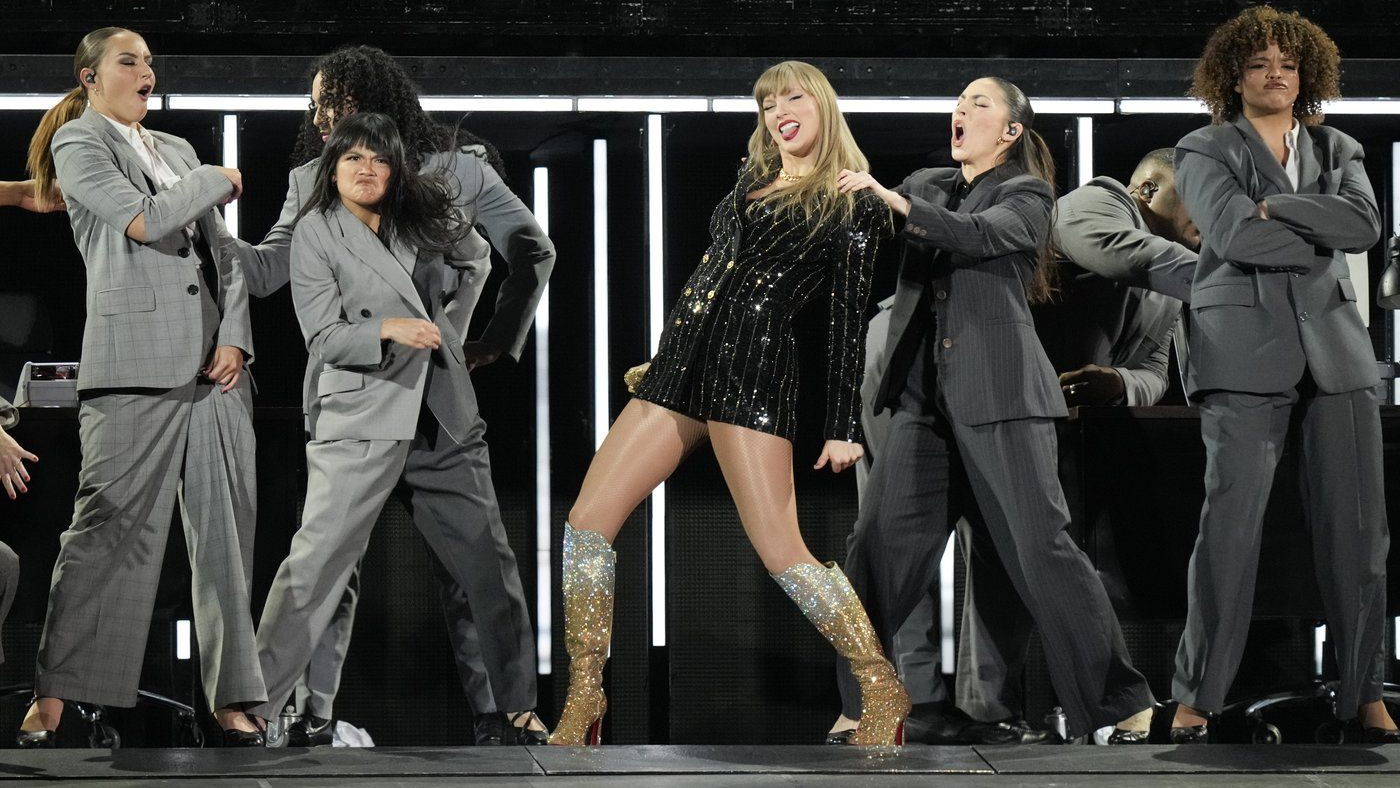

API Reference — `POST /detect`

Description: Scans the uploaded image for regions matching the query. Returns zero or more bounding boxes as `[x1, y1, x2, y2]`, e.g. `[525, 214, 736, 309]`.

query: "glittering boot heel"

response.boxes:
[549, 523, 616, 746]
[774, 562, 910, 746]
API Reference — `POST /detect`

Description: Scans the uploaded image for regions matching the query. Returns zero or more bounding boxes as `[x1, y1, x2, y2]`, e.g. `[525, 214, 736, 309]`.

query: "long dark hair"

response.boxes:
[302, 113, 470, 255]
[291, 44, 506, 178]
[983, 76, 1058, 303]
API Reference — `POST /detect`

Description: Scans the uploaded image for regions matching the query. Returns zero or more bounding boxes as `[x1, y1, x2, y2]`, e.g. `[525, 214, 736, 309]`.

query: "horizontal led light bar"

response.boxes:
[0, 94, 163, 110]
[720, 97, 1112, 114]
[165, 95, 306, 111]
[6, 93, 1398, 116]
[1118, 98, 1210, 114]
[1322, 99, 1400, 115]
[1032, 98, 1116, 114]
[420, 96, 574, 112]
[578, 97, 709, 113]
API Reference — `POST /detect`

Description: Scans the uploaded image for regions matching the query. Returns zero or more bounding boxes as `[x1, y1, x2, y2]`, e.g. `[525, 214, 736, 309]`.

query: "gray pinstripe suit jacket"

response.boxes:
[873, 164, 1066, 426]
[53, 108, 252, 390]
[1176, 116, 1382, 396]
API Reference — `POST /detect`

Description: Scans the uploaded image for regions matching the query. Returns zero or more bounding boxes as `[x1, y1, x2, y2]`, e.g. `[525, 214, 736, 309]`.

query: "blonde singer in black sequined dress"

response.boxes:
[549, 61, 908, 747]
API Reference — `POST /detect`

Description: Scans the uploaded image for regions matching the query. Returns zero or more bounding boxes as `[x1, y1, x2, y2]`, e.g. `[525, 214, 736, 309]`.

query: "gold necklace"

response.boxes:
[777, 168, 805, 183]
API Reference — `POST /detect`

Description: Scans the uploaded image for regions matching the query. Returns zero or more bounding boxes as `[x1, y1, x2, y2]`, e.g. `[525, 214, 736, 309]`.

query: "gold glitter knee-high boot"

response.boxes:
[773, 562, 910, 746]
[549, 523, 616, 746]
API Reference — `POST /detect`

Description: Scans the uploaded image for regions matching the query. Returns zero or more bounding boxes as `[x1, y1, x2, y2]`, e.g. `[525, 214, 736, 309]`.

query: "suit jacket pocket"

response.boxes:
[1192, 282, 1255, 310]
[1338, 278, 1357, 302]
[318, 368, 365, 396]
[94, 286, 156, 316]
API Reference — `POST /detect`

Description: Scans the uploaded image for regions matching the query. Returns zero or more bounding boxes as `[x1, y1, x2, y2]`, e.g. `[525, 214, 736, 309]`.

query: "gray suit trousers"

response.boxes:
[886, 517, 1034, 723]
[1173, 382, 1389, 717]
[839, 343, 1152, 737]
[254, 413, 536, 721]
[35, 379, 265, 709]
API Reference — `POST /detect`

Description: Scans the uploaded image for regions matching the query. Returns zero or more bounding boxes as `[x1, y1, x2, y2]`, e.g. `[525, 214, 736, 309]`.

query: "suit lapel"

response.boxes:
[331, 205, 431, 321]
[81, 108, 158, 194]
[1231, 116, 1294, 195]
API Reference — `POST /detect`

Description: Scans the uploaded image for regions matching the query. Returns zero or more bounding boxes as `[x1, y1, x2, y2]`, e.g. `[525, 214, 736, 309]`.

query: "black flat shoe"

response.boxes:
[221, 727, 265, 747]
[287, 715, 334, 747]
[996, 718, 1052, 745]
[16, 729, 55, 748]
[904, 702, 1020, 745]
[473, 712, 508, 746]
[507, 712, 550, 746]
[1169, 724, 1209, 744]
[1363, 726, 1400, 744]
[825, 728, 855, 745]
[1107, 728, 1150, 744]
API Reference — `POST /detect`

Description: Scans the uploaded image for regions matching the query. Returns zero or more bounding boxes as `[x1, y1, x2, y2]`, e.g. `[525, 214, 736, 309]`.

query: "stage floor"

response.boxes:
[0, 744, 1398, 787]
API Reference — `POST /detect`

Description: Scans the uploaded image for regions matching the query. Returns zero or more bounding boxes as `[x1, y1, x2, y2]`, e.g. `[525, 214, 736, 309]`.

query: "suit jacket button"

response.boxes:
[941, 337, 953, 349]
[178, 247, 191, 258]
[361, 309, 372, 318]
[935, 290, 948, 300]
[1298, 311, 1309, 322]
[187, 284, 199, 295]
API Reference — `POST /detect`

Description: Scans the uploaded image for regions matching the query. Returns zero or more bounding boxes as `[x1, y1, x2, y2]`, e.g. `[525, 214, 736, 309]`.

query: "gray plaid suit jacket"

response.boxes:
[873, 163, 1066, 426]
[53, 108, 252, 390]
[1175, 116, 1382, 397]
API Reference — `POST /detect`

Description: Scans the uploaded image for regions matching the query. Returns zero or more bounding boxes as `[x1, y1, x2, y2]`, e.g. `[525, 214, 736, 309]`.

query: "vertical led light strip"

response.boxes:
[594, 140, 610, 450]
[221, 114, 239, 236]
[1075, 116, 1094, 186]
[533, 167, 553, 675]
[1391, 143, 1400, 405]
[175, 619, 192, 660]
[939, 533, 955, 669]
[646, 115, 668, 647]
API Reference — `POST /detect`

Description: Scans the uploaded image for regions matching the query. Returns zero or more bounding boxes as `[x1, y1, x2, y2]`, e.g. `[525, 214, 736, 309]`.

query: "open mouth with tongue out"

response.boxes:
[778, 120, 800, 142]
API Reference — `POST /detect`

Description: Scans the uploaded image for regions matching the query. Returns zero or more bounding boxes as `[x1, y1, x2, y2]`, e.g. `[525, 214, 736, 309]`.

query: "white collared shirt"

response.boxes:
[1283, 121, 1301, 191]
[101, 114, 181, 189]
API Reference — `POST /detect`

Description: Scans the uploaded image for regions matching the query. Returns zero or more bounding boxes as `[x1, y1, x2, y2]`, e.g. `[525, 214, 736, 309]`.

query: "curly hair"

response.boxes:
[1189, 5, 1341, 126]
[290, 45, 506, 178]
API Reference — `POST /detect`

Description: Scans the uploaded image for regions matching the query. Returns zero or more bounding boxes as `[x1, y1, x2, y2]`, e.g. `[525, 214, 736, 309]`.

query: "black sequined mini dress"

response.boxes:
[634, 172, 888, 443]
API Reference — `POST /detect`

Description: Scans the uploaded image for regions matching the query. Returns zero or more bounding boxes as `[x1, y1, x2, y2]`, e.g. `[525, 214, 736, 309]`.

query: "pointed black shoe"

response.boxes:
[825, 728, 855, 745]
[1363, 726, 1400, 743]
[473, 712, 509, 746]
[16, 729, 55, 748]
[903, 702, 1020, 745]
[507, 712, 549, 745]
[1106, 728, 1150, 744]
[1169, 723, 1209, 744]
[287, 715, 334, 747]
[17, 696, 58, 748]
[221, 727, 265, 747]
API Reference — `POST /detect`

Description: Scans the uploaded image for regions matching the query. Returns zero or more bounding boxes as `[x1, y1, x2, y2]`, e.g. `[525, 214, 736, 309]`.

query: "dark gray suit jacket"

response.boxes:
[874, 164, 1066, 426]
[1045, 176, 1193, 405]
[1175, 117, 1382, 396]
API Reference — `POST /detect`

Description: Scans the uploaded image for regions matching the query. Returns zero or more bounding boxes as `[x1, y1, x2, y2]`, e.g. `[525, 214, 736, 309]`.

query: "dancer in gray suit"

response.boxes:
[17, 27, 266, 746]
[1168, 6, 1396, 743]
[233, 46, 554, 746]
[831, 76, 1155, 744]
[849, 148, 1204, 745]
[249, 114, 540, 744]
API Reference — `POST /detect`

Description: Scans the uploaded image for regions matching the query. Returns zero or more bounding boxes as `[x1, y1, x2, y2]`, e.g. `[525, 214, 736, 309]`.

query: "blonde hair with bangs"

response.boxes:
[746, 60, 869, 230]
